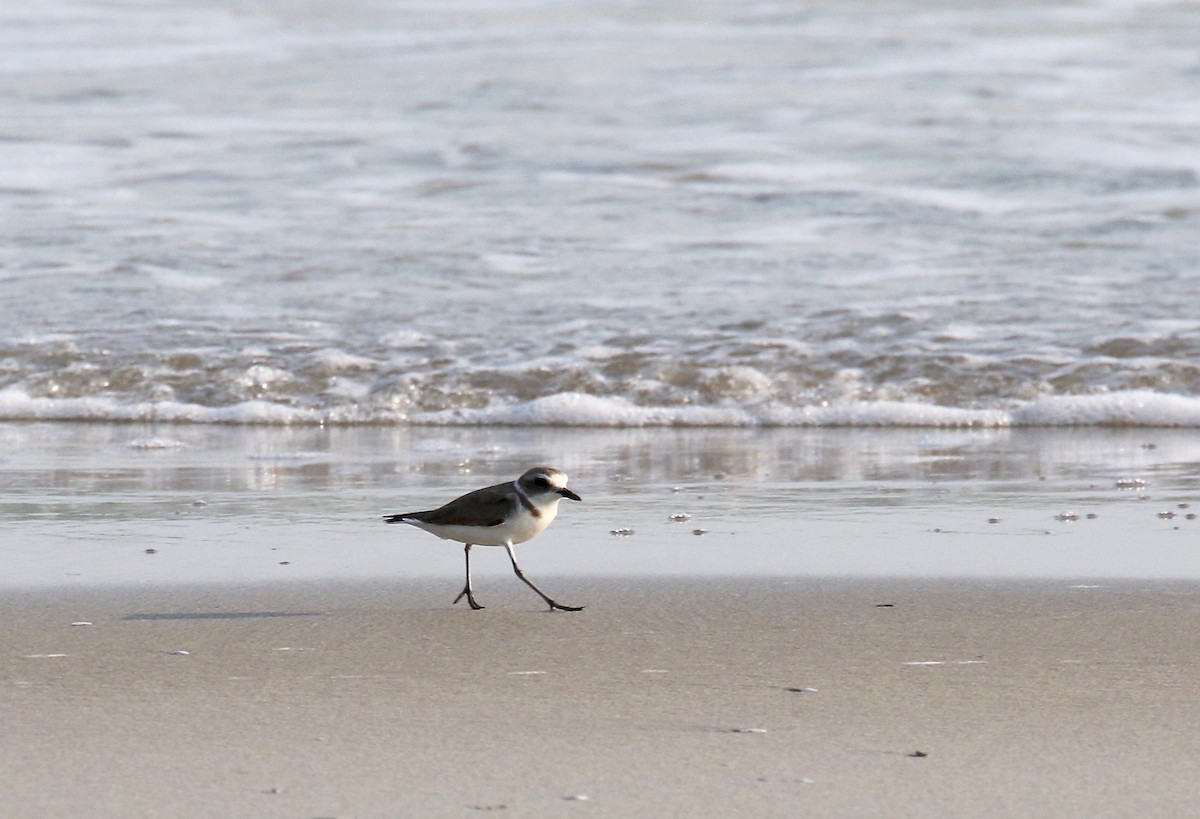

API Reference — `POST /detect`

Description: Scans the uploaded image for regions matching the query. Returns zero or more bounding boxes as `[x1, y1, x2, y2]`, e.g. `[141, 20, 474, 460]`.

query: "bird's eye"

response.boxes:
[534, 477, 550, 487]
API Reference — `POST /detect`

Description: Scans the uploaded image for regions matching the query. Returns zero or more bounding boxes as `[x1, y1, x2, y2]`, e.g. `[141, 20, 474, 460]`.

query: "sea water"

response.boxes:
[2, 0, 1198, 428]
[2, 1, 1199, 588]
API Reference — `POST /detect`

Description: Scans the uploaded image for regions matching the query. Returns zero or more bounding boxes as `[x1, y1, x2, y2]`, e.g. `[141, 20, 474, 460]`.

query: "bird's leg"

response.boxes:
[453, 544, 485, 610]
[503, 544, 583, 612]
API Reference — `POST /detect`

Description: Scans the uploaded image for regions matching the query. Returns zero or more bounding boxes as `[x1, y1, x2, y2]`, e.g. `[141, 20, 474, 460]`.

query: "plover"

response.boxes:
[383, 467, 583, 611]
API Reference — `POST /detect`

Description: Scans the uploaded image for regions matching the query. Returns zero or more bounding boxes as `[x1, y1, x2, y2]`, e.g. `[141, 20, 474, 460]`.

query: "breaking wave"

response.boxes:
[2, 386, 1199, 428]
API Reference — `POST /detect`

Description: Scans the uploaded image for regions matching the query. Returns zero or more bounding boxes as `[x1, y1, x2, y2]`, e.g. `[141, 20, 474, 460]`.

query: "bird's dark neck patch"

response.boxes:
[514, 483, 543, 517]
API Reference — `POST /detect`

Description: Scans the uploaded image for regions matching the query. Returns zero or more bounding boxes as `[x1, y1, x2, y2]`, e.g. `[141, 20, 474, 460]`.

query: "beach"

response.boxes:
[3, 577, 1200, 818]
[3, 423, 1200, 816]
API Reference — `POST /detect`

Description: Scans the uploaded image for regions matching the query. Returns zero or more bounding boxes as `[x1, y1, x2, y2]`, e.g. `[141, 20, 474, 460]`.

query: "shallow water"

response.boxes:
[3, 423, 1197, 588]
[2, 0, 1199, 426]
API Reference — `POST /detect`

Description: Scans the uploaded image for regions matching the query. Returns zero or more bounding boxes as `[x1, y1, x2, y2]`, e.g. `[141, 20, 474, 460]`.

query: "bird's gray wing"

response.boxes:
[384, 482, 515, 528]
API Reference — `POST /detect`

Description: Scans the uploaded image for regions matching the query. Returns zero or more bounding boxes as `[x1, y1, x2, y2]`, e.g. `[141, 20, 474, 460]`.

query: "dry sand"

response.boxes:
[3, 577, 1200, 818]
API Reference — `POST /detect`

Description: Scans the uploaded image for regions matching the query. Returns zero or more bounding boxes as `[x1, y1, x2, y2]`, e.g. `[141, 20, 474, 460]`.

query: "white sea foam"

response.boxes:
[0, 388, 324, 425]
[405, 392, 1200, 428]
[125, 437, 187, 450]
[144, 265, 222, 292]
[423, 394, 744, 427]
[309, 350, 378, 374]
[1011, 392, 1200, 427]
[422, 394, 1000, 428]
[2, 386, 1199, 428]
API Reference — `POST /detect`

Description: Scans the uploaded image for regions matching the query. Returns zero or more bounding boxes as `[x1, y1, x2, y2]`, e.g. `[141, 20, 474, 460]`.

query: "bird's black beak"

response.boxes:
[558, 487, 581, 502]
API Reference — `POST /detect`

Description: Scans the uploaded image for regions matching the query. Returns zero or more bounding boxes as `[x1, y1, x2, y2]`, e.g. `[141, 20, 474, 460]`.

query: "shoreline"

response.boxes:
[4, 576, 1200, 817]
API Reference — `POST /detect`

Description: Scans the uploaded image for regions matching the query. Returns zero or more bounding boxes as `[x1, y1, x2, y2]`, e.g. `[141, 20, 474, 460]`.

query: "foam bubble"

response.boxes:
[1012, 391, 1200, 427]
[126, 437, 187, 450]
[308, 350, 378, 375]
[418, 392, 1002, 428]
[0, 387, 323, 425]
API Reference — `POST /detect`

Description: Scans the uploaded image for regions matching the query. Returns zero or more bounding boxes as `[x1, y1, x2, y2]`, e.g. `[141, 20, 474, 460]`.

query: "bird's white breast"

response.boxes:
[504, 499, 559, 544]
[409, 498, 561, 547]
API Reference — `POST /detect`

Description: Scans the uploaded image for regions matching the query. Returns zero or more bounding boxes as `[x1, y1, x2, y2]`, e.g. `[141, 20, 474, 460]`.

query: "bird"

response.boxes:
[383, 466, 583, 611]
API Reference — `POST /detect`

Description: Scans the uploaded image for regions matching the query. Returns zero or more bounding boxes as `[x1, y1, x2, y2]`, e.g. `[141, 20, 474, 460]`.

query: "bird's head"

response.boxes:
[519, 467, 581, 502]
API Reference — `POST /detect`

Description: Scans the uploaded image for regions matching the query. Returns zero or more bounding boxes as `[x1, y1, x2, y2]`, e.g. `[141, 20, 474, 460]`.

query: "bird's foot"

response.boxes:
[453, 587, 485, 610]
[546, 601, 585, 612]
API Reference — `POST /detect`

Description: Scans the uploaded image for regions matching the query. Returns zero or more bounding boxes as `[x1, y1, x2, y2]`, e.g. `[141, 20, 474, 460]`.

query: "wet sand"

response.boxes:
[3, 577, 1200, 818]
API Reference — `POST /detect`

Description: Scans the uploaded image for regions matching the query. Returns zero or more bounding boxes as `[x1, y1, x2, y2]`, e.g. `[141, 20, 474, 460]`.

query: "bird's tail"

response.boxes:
[382, 514, 411, 524]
